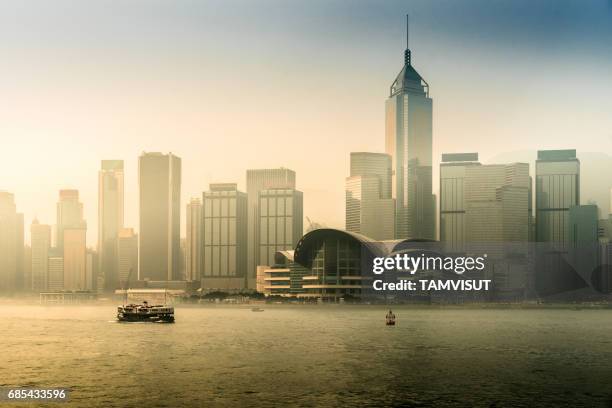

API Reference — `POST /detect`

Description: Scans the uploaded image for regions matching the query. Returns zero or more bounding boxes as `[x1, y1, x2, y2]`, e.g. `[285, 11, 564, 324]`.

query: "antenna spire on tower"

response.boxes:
[404, 14, 411, 66]
[406, 14, 409, 48]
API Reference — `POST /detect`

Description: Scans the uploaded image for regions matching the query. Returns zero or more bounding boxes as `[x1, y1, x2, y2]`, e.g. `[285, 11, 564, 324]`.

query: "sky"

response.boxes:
[1, 0, 612, 245]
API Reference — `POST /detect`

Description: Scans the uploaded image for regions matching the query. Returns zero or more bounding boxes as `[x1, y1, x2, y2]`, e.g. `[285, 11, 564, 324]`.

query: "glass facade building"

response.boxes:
[535, 149, 580, 244]
[345, 152, 395, 240]
[258, 188, 303, 268]
[202, 183, 247, 281]
[385, 29, 435, 240]
[465, 163, 530, 249]
[439, 153, 480, 252]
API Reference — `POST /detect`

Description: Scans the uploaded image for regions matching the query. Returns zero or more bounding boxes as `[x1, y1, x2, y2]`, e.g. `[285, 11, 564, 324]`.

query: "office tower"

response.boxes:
[246, 168, 296, 288]
[202, 183, 247, 290]
[345, 152, 395, 240]
[98, 160, 124, 290]
[185, 198, 202, 281]
[23, 245, 31, 292]
[15, 213, 24, 290]
[117, 228, 138, 285]
[0, 192, 19, 291]
[465, 163, 530, 249]
[85, 249, 97, 291]
[31, 219, 51, 291]
[568, 205, 599, 278]
[439, 153, 481, 251]
[350, 152, 393, 198]
[464, 163, 530, 295]
[535, 149, 580, 244]
[535, 150, 584, 297]
[258, 188, 303, 266]
[138, 152, 181, 281]
[56, 190, 84, 250]
[385, 17, 435, 240]
[63, 227, 87, 290]
[48, 252, 64, 291]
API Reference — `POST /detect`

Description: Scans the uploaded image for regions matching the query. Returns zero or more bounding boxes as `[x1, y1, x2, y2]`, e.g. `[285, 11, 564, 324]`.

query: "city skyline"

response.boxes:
[2, 1, 612, 245]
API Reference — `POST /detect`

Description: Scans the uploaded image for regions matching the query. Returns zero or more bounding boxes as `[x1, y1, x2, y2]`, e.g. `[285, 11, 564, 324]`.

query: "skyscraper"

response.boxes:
[568, 204, 599, 281]
[465, 163, 530, 248]
[31, 219, 51, 291]
[439, 153, 481, 252]
[138, 152, 181, 281]
[186, 198, 203, 281]
[56, 189, 84, 251]
[63, 227, 87, 290]
[48, 252, 64, 292]
[246, 168, 296, 289]
[98, 160, 124, 290]
[0, 192, 19, 291]
[345, 152, 395, 240]
[385, 16, 435, 240]
[535, 150, 584, 297]
[202, 183, 248, 291]
[535, 149, 580, 244]
[464, 163, 530, 295]
[118, 228, 138, 285]
[258, 188, 303, 266]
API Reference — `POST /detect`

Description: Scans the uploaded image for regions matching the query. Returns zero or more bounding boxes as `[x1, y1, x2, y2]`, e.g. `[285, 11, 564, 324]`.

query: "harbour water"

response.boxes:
[2, 304, 612, 407]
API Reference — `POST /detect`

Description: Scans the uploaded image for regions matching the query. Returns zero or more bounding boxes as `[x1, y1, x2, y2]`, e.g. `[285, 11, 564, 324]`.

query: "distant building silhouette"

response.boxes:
[0, 192, 23, 292]
[118, 228, 138, 287]
[56, 189, 84, 251]
[138, 152, 181, 281]
[31, 219, 51, 291]
[98, 160, 124, 290]
[185, 198, 202, 281]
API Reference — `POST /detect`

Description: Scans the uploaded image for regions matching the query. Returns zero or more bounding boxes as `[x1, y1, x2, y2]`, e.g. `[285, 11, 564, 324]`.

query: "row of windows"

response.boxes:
[536, 175, 578, 209]
[259, 216, 294, 245]
[202, 245, 239, 276]
[260, 197, 294, 216]
[203, 218, 238, 245]
[203, 197, 237, 217]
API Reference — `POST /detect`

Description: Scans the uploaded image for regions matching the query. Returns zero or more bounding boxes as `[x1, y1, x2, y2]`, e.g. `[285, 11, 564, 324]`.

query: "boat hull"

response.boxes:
[117, 313, 175, 323]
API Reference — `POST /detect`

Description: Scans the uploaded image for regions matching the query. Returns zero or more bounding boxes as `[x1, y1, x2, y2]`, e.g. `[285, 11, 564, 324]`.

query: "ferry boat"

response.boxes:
[117, 301, 175, 323]
[385, 310, 396, 326]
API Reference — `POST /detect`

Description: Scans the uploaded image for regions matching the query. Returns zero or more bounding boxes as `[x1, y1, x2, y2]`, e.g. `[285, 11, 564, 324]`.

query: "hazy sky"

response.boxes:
[2, 0, 612, 245]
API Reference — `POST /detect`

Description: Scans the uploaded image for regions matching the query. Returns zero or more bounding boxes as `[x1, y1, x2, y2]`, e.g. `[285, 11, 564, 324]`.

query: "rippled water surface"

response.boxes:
[3, 305, 612, 407]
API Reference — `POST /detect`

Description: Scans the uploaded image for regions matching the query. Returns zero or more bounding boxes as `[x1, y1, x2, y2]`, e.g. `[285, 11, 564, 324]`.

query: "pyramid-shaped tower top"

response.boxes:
[389, 15, 429, 97]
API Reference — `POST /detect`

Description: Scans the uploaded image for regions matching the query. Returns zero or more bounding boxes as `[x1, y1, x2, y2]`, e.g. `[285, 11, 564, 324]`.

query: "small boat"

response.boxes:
[251, 307, 264, 312]
[385, 310, 396, 326]
[117, 301, 175, 323]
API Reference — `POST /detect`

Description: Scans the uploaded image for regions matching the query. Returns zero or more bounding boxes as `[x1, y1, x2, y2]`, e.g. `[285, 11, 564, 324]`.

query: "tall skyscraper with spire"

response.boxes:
[385, 16, 435, 240]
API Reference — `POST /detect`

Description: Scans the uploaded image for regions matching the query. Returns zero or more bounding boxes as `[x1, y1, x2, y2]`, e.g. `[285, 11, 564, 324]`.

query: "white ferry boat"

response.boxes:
[117, 301, 175, 323]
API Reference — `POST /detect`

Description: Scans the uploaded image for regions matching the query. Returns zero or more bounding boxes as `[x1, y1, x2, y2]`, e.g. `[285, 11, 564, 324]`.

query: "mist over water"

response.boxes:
[3, 305, 612, 407]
